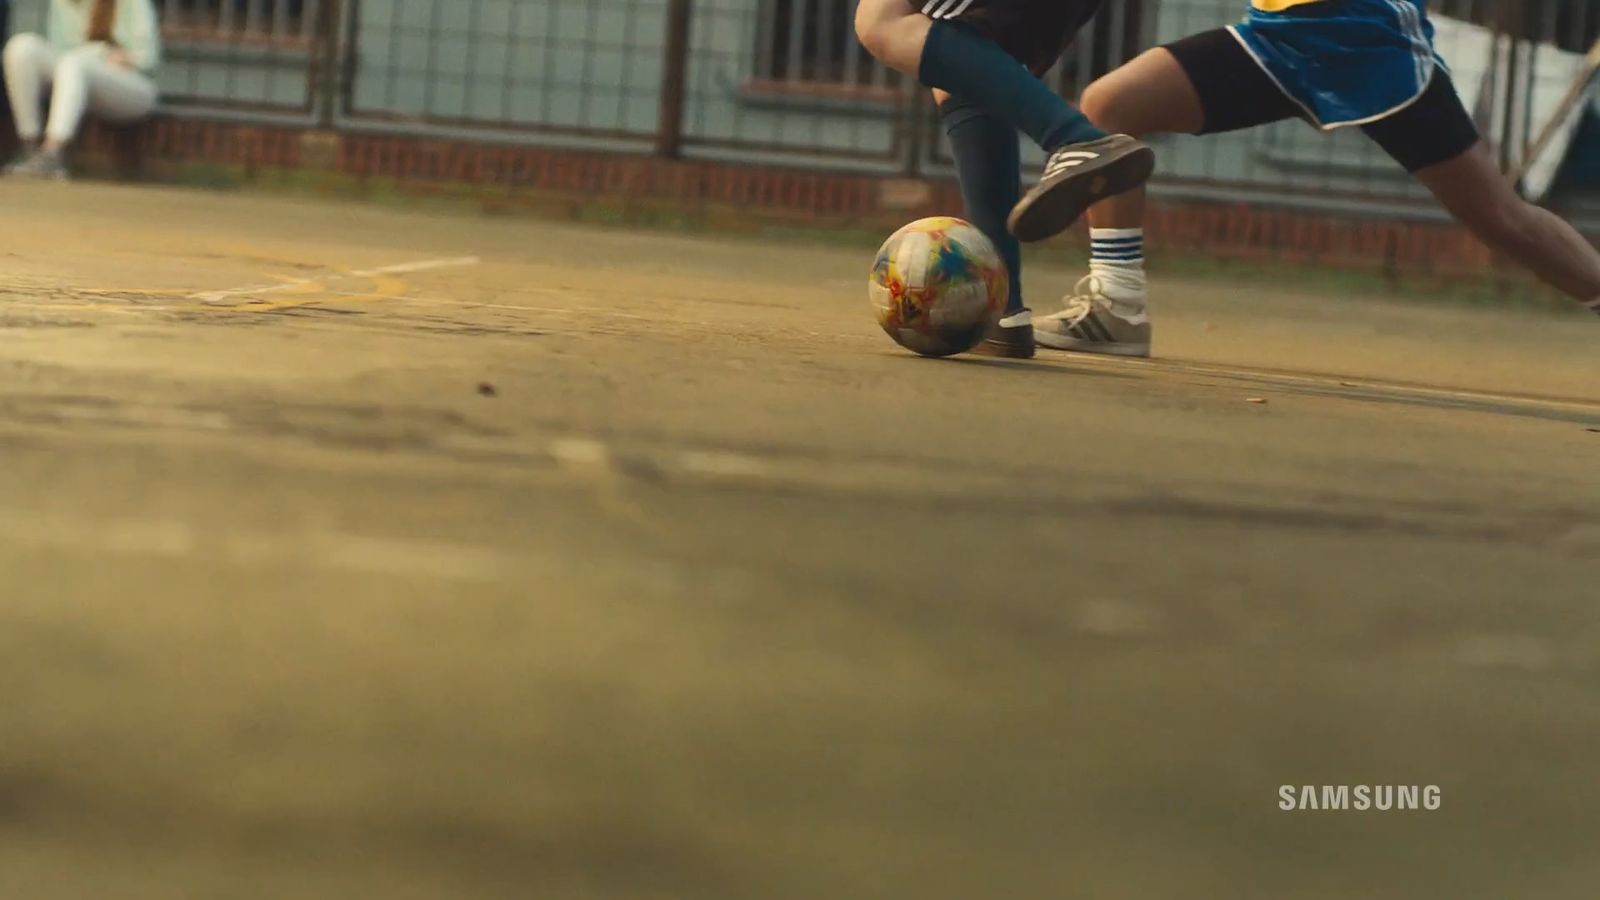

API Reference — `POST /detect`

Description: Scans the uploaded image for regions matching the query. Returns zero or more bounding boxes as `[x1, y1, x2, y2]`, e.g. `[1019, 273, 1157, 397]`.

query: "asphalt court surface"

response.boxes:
[1, 180, 1597, 899]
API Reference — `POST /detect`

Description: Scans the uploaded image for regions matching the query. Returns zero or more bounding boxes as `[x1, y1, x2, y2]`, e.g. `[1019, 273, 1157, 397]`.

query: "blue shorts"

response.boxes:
[1230, 0, 1444, 129]
[1163, 5, 1480, 172]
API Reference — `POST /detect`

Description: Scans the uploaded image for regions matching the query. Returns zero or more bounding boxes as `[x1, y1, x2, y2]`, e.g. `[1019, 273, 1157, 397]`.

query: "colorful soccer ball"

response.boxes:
[868, 217, 1008, 358]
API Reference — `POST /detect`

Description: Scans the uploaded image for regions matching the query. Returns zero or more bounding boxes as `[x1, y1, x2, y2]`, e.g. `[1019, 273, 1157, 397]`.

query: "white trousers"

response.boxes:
[3, 33, 157, 146]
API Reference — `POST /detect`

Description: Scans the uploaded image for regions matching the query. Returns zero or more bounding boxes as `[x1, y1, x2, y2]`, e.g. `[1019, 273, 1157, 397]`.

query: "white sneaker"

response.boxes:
[5, 149, 68, 181]
[1034, 275, 1151, 358]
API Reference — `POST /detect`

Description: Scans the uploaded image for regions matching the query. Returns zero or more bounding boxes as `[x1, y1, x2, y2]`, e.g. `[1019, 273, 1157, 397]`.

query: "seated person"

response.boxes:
[3, 0, 160, 180]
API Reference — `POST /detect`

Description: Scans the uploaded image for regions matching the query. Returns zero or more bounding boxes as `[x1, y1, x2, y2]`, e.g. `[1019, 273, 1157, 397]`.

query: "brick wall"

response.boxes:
[82, 116, 1523, 282]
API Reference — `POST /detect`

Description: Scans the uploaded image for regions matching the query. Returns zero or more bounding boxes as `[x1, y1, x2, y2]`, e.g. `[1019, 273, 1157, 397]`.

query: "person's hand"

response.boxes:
[105, 47, 133, 69]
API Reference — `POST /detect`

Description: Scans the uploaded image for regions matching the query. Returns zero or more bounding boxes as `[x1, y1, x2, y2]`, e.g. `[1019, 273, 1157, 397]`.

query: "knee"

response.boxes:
[51, 50, 91, 84]
[1080, 78, 1129, 134]
[3, 32, 45, 65]
[854, 17, 892, 62]
[854, 0, 908, 63]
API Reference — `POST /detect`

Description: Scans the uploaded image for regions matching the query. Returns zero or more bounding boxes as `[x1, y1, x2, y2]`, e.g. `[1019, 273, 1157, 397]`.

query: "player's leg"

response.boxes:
[1072, 48, 1206, 349]
[854, 0, 1153, 242]
[43, 47, 159, 147]
[1037, 31, 1298, 355]
[937, 88, 1033, 357]
[1079, 45, 1207, 244]
[1361, 74, 1600, 314]
[2, 32, 58, 168]
[1419, 153, 1600, 315]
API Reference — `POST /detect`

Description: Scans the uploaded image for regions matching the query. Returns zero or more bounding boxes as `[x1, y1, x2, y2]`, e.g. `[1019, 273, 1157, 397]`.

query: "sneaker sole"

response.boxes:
[970, 337, 1036, 360]
[1034, 333, 1151, 357]
[970, 324, 1036, 360]
[1007, 143, 1156, 243]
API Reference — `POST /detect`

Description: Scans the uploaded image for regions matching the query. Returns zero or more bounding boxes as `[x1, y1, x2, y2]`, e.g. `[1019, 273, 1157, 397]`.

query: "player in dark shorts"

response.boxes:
[1031, 0, 1600, 357]
[855, 0, 1154, 357]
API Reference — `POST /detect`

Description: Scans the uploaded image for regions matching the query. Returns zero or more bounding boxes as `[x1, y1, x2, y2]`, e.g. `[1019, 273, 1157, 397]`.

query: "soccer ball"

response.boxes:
[868, 216, 1008, 358]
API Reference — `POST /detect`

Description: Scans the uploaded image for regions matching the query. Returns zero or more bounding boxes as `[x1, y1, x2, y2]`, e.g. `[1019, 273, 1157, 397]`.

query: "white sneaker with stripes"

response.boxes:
[1033, 275, 1151, 358]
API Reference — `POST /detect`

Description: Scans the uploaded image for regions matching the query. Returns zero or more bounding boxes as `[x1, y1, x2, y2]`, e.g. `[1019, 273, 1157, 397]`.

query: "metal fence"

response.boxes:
[5, 0, 1598, 211]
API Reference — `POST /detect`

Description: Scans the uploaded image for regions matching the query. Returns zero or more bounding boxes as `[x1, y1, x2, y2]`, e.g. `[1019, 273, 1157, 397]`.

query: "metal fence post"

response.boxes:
[1497, 0, 1525, 173]
[656, 0, 693, 158]
[901, 89, 926, 179]
[340, 0, 361, 121]
[314, 0, 346, 129]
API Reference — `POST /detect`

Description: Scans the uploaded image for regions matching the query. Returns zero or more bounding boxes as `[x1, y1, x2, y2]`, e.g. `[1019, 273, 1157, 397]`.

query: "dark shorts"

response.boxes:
[924, 0, 1104, 74]
[1163, 28, 1482, 173]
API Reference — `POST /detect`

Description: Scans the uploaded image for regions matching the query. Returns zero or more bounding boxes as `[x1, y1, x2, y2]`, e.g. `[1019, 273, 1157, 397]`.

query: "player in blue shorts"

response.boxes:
[1024, 0, 1600, 357]
[854, 0, 1155, 356]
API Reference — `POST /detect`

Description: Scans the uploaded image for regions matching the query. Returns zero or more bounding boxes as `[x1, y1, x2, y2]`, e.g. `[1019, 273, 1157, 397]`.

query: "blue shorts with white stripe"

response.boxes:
[1229, 0, 1446, 129]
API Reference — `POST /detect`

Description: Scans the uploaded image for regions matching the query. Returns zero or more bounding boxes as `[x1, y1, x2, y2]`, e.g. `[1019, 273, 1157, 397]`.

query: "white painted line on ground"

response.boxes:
[548, 437, 613, 469]
[187, 257, 478, 306]
[1100, 356, 1600, 415]
[349, 256, 481, 277]
[297, 285, 658, 319]
[191, 278, 312, 304]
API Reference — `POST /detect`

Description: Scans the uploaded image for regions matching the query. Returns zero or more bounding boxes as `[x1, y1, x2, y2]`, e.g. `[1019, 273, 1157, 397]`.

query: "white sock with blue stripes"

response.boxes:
[1089, 228, 1147, 317]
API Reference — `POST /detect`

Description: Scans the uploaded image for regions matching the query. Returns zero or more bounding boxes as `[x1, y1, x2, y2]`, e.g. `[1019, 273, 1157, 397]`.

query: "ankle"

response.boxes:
[1089, 227, 1147, 300]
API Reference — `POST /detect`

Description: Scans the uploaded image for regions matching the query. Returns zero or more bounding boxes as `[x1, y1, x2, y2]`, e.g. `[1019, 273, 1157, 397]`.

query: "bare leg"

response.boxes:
[857, 0, 1150, 241]
[1031, 48, 1210, 355]
[3, 33, 57, 146]
[1412, 143, 1600, 307]
[854, 0, 932, 76]
[1080, 48, 1205, 231]
[40, 47, 158, 153]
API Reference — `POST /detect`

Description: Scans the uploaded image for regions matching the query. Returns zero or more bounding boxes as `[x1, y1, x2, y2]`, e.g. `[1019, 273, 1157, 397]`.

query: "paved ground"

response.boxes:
[1, 181, 1597, 899]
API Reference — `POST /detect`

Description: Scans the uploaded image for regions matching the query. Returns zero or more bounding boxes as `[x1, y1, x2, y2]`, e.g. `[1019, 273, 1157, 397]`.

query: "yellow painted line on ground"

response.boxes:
[179, 256, 478, 314]
[228, 274, 410, 314]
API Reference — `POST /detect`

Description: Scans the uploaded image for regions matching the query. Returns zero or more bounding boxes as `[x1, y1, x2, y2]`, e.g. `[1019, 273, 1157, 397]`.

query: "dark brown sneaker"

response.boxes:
[1007, 135, 1155, 243]
[970, 310, 1035, 359]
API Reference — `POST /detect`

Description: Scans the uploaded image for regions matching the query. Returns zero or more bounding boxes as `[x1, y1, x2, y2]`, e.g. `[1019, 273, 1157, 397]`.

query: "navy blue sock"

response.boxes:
[918, 21, 1105, 152]
[941, 96, 1024, 315]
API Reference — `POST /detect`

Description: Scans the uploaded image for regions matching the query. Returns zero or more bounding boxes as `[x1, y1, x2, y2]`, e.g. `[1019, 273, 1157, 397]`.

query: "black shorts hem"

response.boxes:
[1162, 27, 1481, 173]
[1164, 28, 1300, 135]
[1359, 71, 1481, 172]
[931, 0, 1103, 73]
